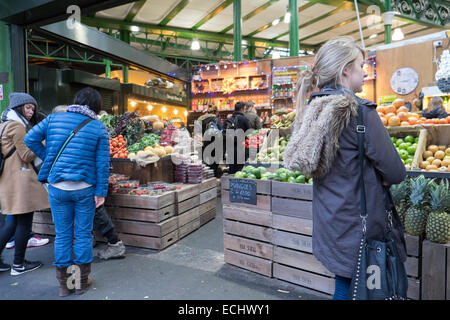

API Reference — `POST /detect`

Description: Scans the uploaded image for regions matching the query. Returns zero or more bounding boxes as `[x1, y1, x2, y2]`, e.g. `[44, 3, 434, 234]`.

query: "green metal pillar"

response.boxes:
[233, 0, 242, 62]
[104, 59, 112, 78]
[289, 0, 299, 56]
[384, 0, 392, 44]
[119, 29, 130, 83]
[0, 22, 14, 112]
[248, 42, 256, 60]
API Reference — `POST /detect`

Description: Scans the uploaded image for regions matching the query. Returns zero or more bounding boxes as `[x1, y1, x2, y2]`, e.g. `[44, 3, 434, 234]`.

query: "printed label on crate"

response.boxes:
[229, 179, 257, 205]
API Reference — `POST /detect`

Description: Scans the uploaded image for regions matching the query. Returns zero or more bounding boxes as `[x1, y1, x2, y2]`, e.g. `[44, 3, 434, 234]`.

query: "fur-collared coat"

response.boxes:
[283, 85, 407, 279]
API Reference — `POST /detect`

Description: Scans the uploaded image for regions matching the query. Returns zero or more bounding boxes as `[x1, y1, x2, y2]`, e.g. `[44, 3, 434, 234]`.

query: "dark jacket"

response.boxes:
[225, 111, 251, 133]
[198, 113, 222, 135]
[285, 85, 407, 278]
[422, 106, 448, 119]
[245, 111, 262, 130]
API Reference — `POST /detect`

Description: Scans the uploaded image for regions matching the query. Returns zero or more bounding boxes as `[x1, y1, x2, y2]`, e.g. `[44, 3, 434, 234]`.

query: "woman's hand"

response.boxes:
[95, 196, 105, 208]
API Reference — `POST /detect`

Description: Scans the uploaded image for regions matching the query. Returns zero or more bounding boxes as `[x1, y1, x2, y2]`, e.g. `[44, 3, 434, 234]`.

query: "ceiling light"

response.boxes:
[184, 111, 188, 116]
[369, 33, 378, 39]
[162, 106, 167, 113]
[147, 104, 153, 111]
[130, 26, 139, 32]
[284, 12, 291, 24]
[242, 40, 248, 45]
[130, 101, 136, 107]
[307, 51, 314, 55]
[272, 51, 280, 59]
[392, 28, 404, 41]
[191, 38, 200, 51]
[173, 109, 178, 115]
[272, 18, 280, 26]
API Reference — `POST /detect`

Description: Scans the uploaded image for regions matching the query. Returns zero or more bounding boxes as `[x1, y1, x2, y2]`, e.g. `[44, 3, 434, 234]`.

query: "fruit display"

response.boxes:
[391, 135, 418, 169]
[376, 99, 421, 127]
[160, 124, 177, 146]
[425, 180, 450, 244]
[419, 144, 450, 172]
[256, 135, 290, 163]
[110, 135, 128, 159]
[270, 110, 296, 128]
[234, 166, 313, 184]
[404, 176, 433, 236]
[127, 133, 161, 154]
[244, 129, 268, 149]
[393, 175, 449, 244]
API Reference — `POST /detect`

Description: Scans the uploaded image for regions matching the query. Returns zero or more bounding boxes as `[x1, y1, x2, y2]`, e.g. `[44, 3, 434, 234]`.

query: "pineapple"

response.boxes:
[404, 176, 433, 236]
[391, 178, 411, 225]
[425, 180, 450, 244]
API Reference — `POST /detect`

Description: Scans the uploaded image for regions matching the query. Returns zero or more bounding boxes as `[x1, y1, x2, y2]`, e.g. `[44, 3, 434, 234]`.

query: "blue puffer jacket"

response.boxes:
[24, 111, 110, 197]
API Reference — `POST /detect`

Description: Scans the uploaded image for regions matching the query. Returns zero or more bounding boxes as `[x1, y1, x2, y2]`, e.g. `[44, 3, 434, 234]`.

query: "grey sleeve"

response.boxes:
[363, 107, 406, 185]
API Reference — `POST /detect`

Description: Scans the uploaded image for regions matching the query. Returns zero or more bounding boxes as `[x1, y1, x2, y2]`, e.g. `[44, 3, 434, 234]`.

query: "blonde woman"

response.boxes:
[283, 37, 407, 300]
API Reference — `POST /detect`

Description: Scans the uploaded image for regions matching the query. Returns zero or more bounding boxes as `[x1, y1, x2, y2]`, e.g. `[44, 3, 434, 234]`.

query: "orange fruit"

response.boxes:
[393, 99, 405, 109]
[408, 117, 418, 125]
[385, 105, 396, 114]
[380, 116, 388, 126]
[400, 121, 410, 126]
[397, 106, 408, 114]
[388, 116, 401, 126]
[376, 106, 387, 114]
[385, 112, 396, 120]
[397, 112, 409, 122]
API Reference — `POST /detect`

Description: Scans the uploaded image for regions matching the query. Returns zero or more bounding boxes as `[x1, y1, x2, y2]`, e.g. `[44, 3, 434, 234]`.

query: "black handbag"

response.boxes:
[349, 105, 408, 300]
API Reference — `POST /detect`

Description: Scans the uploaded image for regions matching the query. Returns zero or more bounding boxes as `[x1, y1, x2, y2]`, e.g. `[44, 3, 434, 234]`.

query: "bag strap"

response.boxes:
[0, 121, 16, 160]
[49, 117, 93, 174]
[356, 105, 367, 233]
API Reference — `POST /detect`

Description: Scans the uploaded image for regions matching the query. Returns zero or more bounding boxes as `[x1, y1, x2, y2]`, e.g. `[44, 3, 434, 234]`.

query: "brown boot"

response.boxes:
[75, 263, 94, 295]
[55, 266, 74, 297]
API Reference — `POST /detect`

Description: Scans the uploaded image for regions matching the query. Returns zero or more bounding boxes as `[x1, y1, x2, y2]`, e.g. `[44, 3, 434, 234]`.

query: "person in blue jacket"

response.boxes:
[25, 87, 110, 297]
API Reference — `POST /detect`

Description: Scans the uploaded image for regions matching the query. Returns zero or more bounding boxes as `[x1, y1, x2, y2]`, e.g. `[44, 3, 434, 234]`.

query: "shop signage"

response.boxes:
[229, 179, 257, 205]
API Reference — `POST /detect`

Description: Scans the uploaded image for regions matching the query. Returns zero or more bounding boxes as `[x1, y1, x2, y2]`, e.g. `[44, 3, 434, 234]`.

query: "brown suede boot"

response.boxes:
[55, 266, 74, 297]
[75, 263, 94, 295]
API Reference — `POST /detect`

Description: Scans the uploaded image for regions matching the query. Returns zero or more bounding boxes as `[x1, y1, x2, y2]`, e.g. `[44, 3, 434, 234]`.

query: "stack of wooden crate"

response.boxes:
[221, 176, 273, 277]
[199, 178, 218, 227]
[33, 209, 55, 236]
[104, 191, 179, 250]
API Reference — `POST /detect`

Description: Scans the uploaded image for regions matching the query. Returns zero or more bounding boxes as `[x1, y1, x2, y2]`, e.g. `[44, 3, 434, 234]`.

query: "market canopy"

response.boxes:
[82, 0, 449, 62]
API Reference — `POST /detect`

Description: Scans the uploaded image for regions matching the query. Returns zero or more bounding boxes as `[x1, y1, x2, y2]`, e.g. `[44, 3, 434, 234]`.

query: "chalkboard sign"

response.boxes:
[229, 179, 257, 205]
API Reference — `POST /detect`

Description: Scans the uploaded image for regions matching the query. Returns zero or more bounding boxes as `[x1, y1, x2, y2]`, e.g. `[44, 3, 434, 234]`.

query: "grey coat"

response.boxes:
[284, 86, 407, 279]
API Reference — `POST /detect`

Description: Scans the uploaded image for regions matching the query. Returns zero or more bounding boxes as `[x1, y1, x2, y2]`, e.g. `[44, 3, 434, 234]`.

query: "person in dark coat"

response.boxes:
[244, 101, 262, 130]
[422, 96, 448, 119]
[224, 102, 251, 174]
[283, 37, 407, 300]
[197, 105, 222, 177]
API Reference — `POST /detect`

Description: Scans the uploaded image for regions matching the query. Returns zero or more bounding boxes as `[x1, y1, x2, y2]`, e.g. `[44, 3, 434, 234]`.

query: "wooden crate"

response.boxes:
[105, 204, 176, 223]
[178, 207, 200, 228]
[421, 240, 450, 300]
[271, 196, 312, 219]
[174, 184, 200, 203]
[271, 181, 313, 201]
[221, 175, 271, 195]
[178, 218, 200, 239]
[112, 216, 178, 238]
[224, 249, 272, 277]
[32, 210, 55, 236]
[224, 234, 273, 260]
[200, 177, 217, 193]
[199, 188, 217, 204]
[404, 234, 422, 300]
[410, 125, 450, 170]
[223, 204, 272, 228]
[110, 156, 174, 184]
[118, 229, 178, 250]
[200, 208, 216, 226]
[199, 199, 216, 215]
[176, 195, 200, 215]
[221, 174, 271, 211]
[105, 192, 175, 210]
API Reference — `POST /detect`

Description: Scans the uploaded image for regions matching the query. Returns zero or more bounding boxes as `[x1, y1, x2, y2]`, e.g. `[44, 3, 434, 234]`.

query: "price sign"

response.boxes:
[229, 179, 257, 205]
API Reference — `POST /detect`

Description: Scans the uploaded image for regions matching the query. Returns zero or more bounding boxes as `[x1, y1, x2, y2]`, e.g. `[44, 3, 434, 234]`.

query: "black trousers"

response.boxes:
[0, 212, 34, 265]
[94, 205, 119, 244]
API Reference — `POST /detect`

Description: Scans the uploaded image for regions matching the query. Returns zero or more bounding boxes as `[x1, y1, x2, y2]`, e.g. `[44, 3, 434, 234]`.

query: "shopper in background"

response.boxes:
[422, 96, 448, 119]
[197, 104, 222, 177]
[0, 92, 50, 275]
[223, 101, 251, 174]
[244, 101, 262, 130]
[283, 37, 407, 300]
[25, 87, 110, 296]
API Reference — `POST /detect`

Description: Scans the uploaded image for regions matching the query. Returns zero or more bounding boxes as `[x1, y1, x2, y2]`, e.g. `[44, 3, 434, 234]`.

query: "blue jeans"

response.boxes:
[48, 185, 96, 267]
[333, 275, 352, 300]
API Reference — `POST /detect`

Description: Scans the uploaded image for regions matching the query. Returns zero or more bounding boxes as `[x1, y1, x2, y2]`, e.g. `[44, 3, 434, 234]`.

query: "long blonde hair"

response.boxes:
[295, 37, 364, 121]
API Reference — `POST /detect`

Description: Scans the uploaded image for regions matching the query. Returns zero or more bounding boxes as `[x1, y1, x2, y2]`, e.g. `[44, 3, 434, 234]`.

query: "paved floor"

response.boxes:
[0, 198, 330, 300]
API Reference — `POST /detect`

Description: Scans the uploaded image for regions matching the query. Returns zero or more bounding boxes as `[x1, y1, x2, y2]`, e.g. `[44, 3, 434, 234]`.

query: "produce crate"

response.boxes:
[404, 234, 423, 300]
[411, 125, 450, 172]
[199, 199, 217, 227]
[110, 156, 174, 184]
[221, 175, 271, 211]
[387, 127, 427, 170]
[32, 209, 55, 236]
[421, 240, 450, 300]
[177, 207, 200, 239]
[105, 192, 175, 210]
[271, 181, 313, 219]
[222, 203, 273, 277]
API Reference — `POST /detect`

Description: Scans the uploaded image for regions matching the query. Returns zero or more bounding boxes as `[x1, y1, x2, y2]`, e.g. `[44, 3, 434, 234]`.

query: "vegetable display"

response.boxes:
[234, 166, 313, 184]
[110, 135, 128, 159]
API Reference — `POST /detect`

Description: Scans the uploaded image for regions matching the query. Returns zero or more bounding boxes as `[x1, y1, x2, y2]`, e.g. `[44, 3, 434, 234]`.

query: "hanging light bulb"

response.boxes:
[130, 101, 136, 107]
[272, 18, 280, 26]
[284, 11, 291, 24]
[162, 106, 167, 113]
[173, 109, 178, 115]
[191, 38, 200, 50]
[272, 51, 280, 59]
[392, 28, 404, 41]
[147, 104, 153, 111]
[130, 26, 140, 32]
[369, 33, 378, 39]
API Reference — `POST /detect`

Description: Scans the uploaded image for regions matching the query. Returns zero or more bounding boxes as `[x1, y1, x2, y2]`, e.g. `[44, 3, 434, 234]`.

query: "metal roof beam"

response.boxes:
[160, 0, 190, 26]
[124, 0, 147, 22]
[368, 25, 431, 47]
[192, 0, 234, 30]
[81, 16, 319, 50]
